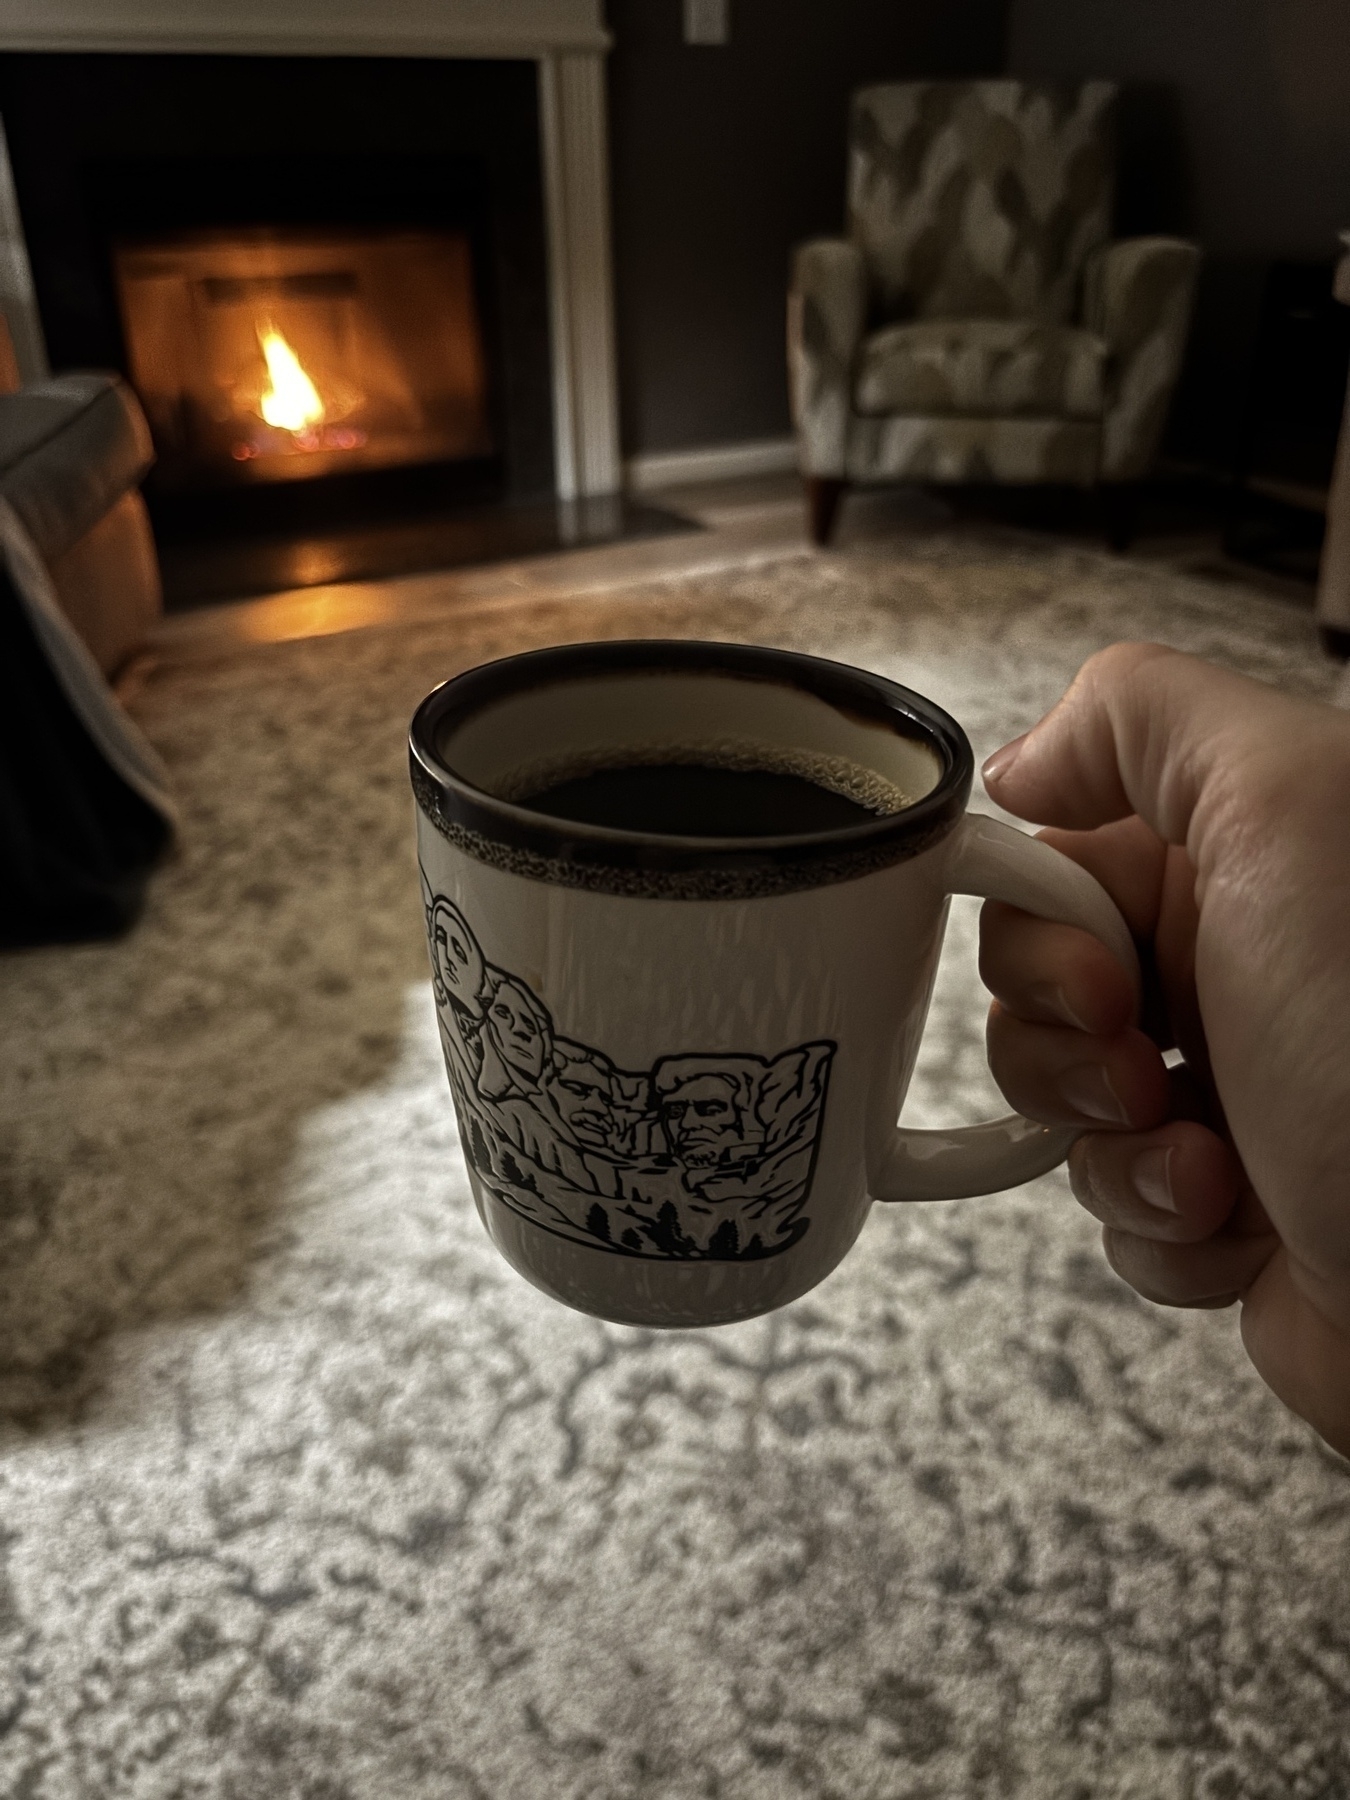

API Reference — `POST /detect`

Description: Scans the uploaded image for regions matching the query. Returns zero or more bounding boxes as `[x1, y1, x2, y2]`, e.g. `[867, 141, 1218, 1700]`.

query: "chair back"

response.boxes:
[848, 81, 1116, 327]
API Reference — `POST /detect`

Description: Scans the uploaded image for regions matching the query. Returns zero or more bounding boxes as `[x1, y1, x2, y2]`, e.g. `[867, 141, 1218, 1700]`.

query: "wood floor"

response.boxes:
[143, 471, 1319, 672]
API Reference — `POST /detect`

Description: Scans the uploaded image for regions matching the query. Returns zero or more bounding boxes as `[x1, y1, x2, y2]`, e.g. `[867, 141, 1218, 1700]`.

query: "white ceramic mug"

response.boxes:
[409, 641, 1138, 1328]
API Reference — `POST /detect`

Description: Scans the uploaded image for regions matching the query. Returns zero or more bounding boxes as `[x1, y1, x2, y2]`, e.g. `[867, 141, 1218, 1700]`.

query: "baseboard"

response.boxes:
[624, 436, 799, 493]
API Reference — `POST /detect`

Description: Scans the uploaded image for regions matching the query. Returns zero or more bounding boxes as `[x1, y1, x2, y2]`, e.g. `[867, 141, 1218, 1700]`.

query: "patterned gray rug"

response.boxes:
[2, 521, 1347, 1799]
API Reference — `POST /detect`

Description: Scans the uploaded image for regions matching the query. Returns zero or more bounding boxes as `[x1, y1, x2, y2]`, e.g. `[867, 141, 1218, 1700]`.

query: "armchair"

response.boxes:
[788, 82, 1201, 544]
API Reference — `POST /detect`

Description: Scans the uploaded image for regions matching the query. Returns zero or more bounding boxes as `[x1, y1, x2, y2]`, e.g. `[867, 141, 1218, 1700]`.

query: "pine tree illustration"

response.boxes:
[498, 1148, 540, 1195]
[708, 1218, 740, 1259]
[469, 1117, 493, 1174]
[650, 1202, 696, 1257]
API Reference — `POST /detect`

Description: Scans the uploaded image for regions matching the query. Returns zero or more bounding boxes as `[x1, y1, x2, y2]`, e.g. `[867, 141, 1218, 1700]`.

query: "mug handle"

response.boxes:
[872, 813, 1142, 1203]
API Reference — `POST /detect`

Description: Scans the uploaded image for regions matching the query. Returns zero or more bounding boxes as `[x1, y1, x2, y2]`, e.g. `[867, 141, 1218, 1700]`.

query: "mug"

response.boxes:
[409, 640, 1138, 1328]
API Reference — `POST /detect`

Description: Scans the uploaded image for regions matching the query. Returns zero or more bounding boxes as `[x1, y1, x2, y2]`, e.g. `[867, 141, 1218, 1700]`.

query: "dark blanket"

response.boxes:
[0, 555, 172, 947]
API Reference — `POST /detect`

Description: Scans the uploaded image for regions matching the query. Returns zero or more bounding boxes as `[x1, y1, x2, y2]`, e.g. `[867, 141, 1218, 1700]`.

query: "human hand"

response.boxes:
[979, 643, 1350, 1456]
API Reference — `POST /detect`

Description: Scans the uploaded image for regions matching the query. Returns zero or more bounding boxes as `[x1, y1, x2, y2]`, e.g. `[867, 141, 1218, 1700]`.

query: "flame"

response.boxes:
[257, 325, 324, 433]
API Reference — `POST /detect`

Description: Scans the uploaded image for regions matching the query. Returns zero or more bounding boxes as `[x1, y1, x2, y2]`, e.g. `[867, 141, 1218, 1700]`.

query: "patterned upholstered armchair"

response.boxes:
[788, 82, 1201, 544]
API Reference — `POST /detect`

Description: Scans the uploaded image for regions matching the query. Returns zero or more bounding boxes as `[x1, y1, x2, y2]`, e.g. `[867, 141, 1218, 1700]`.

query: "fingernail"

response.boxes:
[1057, 1063, 1132, 1125]
[1030, 980, 1092, 1032]
[981, 733, 1028, 785]
[1133, 1145, 1178, 1212]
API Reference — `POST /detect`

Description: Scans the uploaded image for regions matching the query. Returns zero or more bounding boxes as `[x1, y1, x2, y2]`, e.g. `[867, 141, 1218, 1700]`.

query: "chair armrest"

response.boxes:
[788, 238, 867, 478]
[1084, 236, 1201, 481]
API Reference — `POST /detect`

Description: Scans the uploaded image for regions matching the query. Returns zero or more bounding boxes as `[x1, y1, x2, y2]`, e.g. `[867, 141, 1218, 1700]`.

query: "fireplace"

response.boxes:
[0, 43, 650, 602]
[114, 225, 494, 492]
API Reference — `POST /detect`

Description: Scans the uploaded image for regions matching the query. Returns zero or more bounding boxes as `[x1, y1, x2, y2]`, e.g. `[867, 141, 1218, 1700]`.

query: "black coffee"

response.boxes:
[517, 761, 889, 837]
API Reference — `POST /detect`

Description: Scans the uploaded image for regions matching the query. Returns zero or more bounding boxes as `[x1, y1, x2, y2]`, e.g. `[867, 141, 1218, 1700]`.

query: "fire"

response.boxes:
[256, 325, 324, 433]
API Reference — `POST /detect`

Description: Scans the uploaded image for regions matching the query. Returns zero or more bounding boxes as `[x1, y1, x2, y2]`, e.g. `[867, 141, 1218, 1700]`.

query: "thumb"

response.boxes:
[980, 643, 1299, 848]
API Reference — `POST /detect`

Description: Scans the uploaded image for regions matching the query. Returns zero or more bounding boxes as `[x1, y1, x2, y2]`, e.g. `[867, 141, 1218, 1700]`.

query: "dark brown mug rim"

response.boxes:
[408, 640, 973, 898]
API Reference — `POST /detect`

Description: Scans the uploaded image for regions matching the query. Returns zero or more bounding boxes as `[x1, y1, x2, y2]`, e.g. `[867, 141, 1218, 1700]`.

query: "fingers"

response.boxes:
[980, 642, 1298, 844]
[980, 826, 1201, 1057]
[1068, 1121, 1241, 1243]
[980, 901, 1136, 1036]
[1030, 817, 1171, 940]
[986, 1001, 1170, 1130]
[1101, 1226, 1277, 1310]
[1069, 1121, 1276, 1309]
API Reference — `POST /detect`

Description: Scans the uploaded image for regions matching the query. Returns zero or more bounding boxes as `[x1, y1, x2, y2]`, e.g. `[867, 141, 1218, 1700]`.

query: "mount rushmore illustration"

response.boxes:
[423, 884, 835, 1261]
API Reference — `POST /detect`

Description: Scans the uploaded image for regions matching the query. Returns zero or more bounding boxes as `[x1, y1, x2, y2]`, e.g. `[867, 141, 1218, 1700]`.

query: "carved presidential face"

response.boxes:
[431, 900, 484, 1017]
[487, 978, 549, 1083]
[548, 1049, 615, 1147]
[660, 1074, 751, 1168]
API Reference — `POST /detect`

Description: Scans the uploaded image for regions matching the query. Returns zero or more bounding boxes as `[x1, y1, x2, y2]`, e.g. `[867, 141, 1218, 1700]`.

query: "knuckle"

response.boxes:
[977, 902, 1031, 978]
[1100, 1225, 1241, 1311]
[1101, 1226, 1184, 1306]
[983, 1000, 1018, 1058]
[1066, 1138, 1103, 1211]
[1100, 1225, 1136, 1281]
[1078, 640, 1176, 695]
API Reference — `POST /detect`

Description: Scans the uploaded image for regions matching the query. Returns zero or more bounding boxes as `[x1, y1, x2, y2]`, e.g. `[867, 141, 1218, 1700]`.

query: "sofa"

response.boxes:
[0, 371, 160, 675]
[0, 368, 173, 943]
[788, 81, 1202, 545]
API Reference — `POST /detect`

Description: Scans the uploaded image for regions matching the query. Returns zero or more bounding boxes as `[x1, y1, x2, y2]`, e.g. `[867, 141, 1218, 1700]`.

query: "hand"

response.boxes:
[979, 643, 1350, 1456]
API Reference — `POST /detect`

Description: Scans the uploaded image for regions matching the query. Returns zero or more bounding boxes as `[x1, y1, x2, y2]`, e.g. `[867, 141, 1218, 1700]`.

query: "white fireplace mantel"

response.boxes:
[0, 0, 620, 497]
[0, 0, 610, 60]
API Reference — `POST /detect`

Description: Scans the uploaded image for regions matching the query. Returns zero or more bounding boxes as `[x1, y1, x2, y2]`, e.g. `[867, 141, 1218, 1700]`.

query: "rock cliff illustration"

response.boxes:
[423, 883, 834, 1260]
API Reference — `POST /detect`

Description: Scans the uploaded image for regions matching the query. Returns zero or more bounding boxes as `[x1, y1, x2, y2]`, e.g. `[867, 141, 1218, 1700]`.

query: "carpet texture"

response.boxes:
[1, 521, 1348, 1799]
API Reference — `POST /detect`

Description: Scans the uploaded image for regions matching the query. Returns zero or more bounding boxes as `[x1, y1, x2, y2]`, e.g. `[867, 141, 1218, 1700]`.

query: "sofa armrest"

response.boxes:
[1084, 235, 1201, 481]
[788, 238, 867, 478]
[48, 490, 162, 678]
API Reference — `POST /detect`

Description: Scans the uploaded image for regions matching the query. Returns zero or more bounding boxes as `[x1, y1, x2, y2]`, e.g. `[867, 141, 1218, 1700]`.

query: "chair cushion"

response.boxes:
[0, 374, 154, 563]
[853, 319, 1107, 421]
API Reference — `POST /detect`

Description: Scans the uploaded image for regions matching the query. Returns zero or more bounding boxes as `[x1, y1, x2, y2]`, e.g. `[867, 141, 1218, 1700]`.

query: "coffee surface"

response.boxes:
[516, 760, 887, 838]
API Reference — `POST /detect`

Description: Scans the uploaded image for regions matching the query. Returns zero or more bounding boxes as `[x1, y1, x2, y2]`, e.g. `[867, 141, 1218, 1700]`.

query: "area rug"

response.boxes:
[1, 520, 1347, 1799]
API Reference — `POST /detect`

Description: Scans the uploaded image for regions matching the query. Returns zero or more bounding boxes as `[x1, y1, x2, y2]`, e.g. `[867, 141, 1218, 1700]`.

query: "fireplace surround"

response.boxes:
[0, 59, 550, 514]
[0, 0, 619, 506]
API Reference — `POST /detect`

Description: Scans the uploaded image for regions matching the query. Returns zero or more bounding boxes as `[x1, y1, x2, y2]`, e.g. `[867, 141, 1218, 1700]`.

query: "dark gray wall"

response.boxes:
[606, 0, 1008, 457]
[1008, 0, 1350, 461]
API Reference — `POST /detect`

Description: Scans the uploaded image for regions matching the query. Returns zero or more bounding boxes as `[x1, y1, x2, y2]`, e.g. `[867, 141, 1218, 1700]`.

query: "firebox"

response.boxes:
[114, 226, 494, 492]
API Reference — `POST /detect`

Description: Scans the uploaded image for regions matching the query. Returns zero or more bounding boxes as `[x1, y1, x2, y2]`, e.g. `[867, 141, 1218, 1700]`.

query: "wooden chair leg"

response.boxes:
[806, 476, 846, 546]
[1101, 483, 1138, 554]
